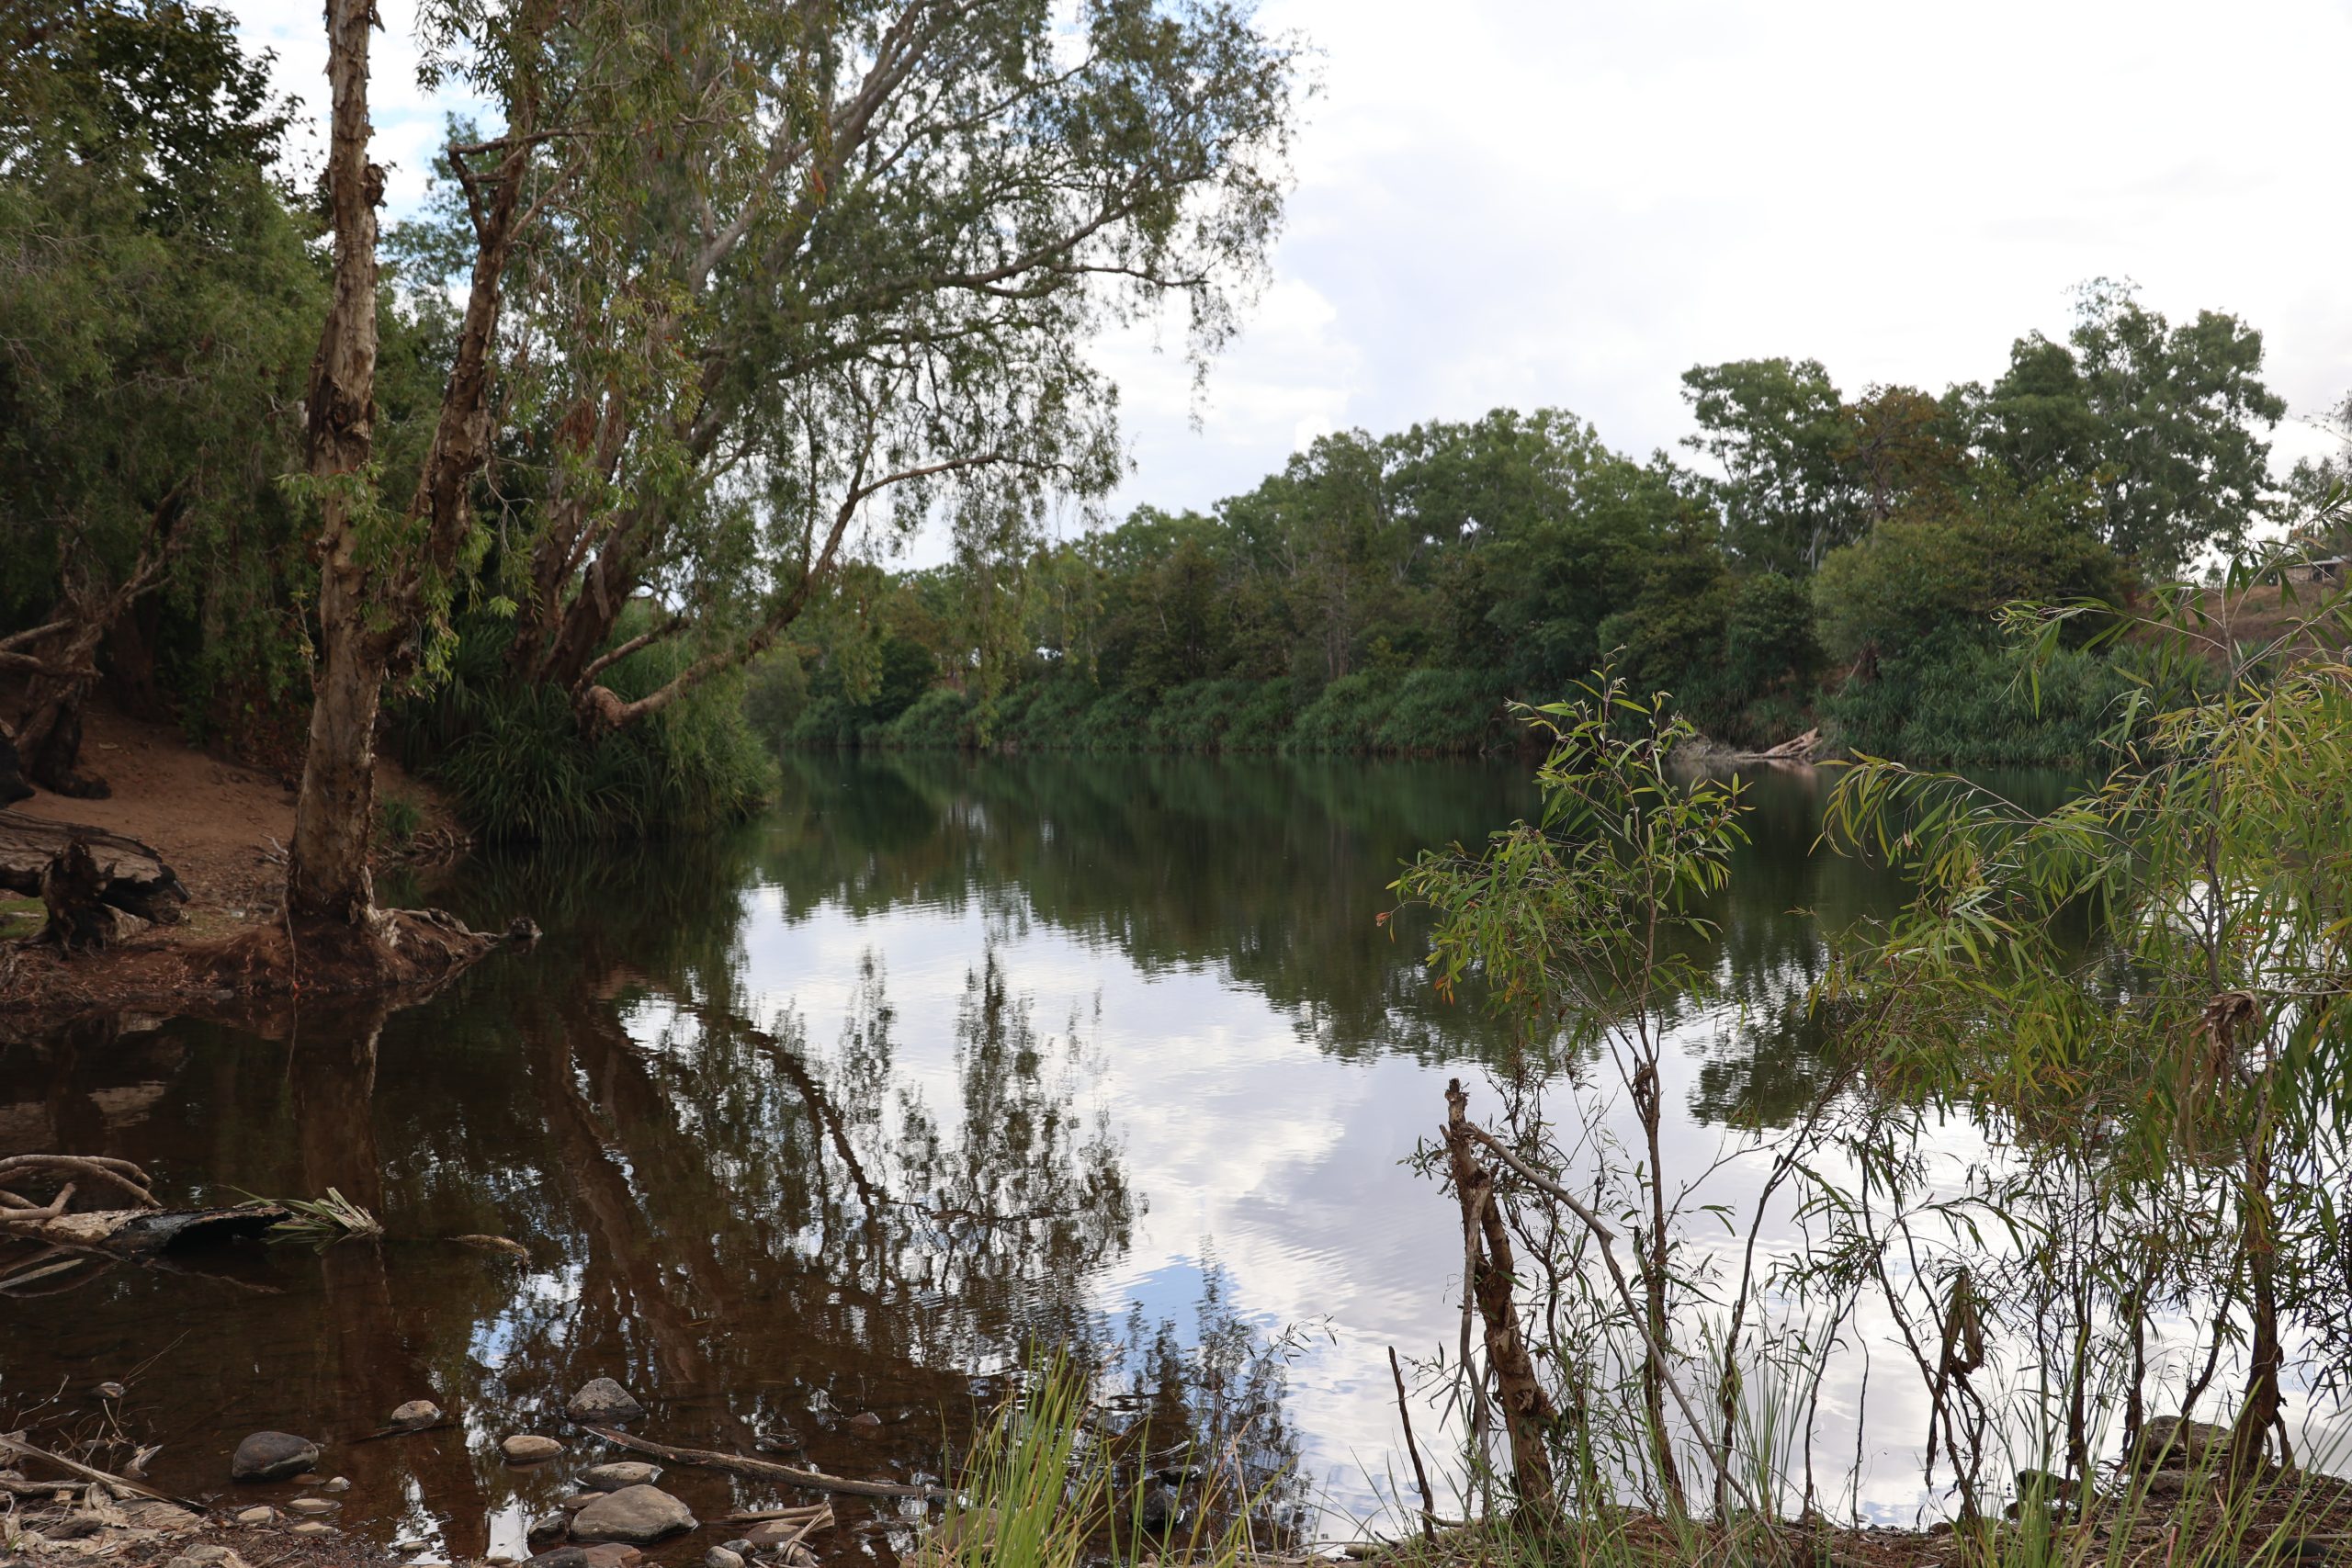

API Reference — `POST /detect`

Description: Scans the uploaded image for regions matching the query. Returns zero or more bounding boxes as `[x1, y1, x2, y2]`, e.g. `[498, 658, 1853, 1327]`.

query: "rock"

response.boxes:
[720, 1541, 751, 1555]
[1136, 1482, 1178, 1534]
[846, 1412, 882, 1430]
[577, 1545, 644, 1568]
[287, 1497, 340, 1516]
[705, 1550, 744, 1568]
[527, 1517, 571, 1549]
[234, 1507, 275, 1525]
[578, 1462, 662, 1491]
[390, 1400, 443, 1429]
[503, 1434, 564, 1463]
[322, 1476, 350, 1494]
[565, 1379, 647, 1425]
[569, 1483, 696, 1544]
[560, 1494, 600, 1511]
[741, 1521, 804, 1551]
[182, 1548, 246, 1567]
[2134, 1416, 2230, 1472]
[392, 1540, 432, 1552]
[288, 1521, 335, 1538]
[523, 1551, 588, 1568]
[231, 1432, 320, 1483]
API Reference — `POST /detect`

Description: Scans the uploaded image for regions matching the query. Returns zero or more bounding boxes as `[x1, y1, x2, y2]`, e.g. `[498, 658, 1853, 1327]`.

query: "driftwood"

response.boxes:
[581, 1426, 948, 1502]
[1750, 727, 1820, 761]
[0, 813, 189, 944]
[0, 1433, 210, 1515]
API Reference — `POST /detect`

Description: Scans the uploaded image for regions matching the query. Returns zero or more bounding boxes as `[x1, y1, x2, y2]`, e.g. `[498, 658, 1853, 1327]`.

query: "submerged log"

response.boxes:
[0, 813, 189, 942]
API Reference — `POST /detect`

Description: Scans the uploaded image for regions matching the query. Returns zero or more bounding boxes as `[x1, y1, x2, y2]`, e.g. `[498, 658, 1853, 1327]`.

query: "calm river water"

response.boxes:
[0, 750, 2191, 1556]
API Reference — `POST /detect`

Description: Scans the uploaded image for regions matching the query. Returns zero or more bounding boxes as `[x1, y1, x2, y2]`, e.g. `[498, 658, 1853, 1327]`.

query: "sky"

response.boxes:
[221, 0, 2352, 544]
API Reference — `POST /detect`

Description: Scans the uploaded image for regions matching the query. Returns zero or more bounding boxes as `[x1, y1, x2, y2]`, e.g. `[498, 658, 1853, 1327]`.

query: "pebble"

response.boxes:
[97, 1382, 126, 1400]
[720, 1541, 751, 1555]
[523, 1551, 587, 1568]
[322, 1476, 351, 1494]
[234, 1507, 274, 1526]
[503, 1434, 563, 1463]
[288, 1522, 335, 1538]
[390, 1399, 443, 1428]
[704, 1549, 744, 1568]
[576, 1545, 643, 1568]
[846, 1412, 882, 1430]
[287, 1497, 340, 1516]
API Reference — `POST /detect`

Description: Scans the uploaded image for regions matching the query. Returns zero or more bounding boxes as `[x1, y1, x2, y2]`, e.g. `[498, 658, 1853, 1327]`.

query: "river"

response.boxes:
[0, 750, 2284, 1557]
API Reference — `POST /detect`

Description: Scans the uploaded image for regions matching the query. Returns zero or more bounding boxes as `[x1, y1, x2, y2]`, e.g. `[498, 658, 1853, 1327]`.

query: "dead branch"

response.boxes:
[581, 1427, 947, 1502]
[0, 1433, 209, 1514]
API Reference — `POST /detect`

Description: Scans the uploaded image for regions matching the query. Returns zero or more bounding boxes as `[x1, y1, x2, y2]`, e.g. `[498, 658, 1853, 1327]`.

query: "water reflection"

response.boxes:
[1, 750, 1950, 1549]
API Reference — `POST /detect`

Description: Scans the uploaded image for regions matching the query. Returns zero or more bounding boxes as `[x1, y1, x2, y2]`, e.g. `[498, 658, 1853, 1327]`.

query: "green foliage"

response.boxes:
[1147, 678, 1261, 750]
[1812, 466, 2131, 666]
[1372, 669, 1506, 754]
[876, 686, 978, 751]
[1068, 689, 1154, 753]
[1284, 673, 1397, 753]
[1680, 356, 1864, 574]
[395, 616, 775, 840]
[1953, 280, 2286, 569]
[1822, 626, 2133, 766]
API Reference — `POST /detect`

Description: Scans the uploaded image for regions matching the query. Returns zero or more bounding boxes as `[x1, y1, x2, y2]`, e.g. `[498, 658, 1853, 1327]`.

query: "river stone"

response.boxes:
[565, 1379, 646, 1425]
[286, 1497, 339, 1516]
[503, 1434, 563, 1463]
[527, 1517, 570, 1549]
[234, 1507, 274, 1525]
[569, 1484, 695, 1544]
[391, 1540, 432, 1552]
[288, 1522, 335, 1538]
[578, 1462, 662, 1491]
[741, 1521, 818, 1551]
[231, 1432, 319, 1483]
[524, 1551, 588, 1568]
[390, 1400, 442, 1428]
[322, 1476, 350, 1494]
[578, 1545, 644, 1568]
[704, 1549, 743, 1568]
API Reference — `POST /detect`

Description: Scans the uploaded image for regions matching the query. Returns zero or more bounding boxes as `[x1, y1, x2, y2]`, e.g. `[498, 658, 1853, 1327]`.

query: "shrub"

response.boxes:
[395, 617, 775, 841]
[1372, 668, 1505, 753]
[1009, 681, 1100, 750]
[877, 686, 977, 750]
[1219, 679, 1295, 751]
[1148, 678, 1256, 750]
[1068, 688, 1153, 751]
[1285, 672, 1396, 752]
[1823, 626, 2135, 766]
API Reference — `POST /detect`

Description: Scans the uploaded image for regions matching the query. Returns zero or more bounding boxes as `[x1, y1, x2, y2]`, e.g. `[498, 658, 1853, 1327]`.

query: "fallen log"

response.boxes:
[581, 1427, 947, 1503]
[0, 812, 188, 933]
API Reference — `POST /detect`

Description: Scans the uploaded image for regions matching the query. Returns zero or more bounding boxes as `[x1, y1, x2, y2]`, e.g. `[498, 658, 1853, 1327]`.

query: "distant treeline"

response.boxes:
[752, 284, 2352, 769]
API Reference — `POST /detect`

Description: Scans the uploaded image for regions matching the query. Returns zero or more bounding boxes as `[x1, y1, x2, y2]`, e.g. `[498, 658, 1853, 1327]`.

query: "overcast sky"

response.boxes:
[225, 0, 2352, 537]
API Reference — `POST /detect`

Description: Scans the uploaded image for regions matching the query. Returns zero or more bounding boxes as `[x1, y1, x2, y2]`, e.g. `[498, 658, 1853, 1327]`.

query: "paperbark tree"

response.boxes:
[451, 0, 1299, 735]
[288, 0, 616, 942]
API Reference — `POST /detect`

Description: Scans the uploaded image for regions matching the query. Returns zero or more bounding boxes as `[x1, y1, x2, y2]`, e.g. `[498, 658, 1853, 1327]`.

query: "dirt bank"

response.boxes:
[0, 696, 458, 1028]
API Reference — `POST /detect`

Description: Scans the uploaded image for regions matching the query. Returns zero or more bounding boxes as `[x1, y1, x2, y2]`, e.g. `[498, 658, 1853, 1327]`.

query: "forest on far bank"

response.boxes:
[752, 285, 2352, 775]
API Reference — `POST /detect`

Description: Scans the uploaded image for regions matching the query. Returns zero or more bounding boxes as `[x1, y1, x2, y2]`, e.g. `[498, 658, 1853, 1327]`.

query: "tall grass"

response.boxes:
[1823, 628, 2137, 766]
[931, 1359, 1269, 1568]
[1285, 672, 1398, 753]
[393, 617, 775, 841]
[1373, 669, 1507, 754]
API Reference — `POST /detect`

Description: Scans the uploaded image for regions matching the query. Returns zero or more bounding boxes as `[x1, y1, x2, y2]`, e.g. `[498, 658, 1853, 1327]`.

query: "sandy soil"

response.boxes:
[0, 696, 458, 1024]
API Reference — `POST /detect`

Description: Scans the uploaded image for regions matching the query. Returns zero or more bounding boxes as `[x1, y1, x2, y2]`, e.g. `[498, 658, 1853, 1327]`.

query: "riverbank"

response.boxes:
[0, 695, 459, 1030]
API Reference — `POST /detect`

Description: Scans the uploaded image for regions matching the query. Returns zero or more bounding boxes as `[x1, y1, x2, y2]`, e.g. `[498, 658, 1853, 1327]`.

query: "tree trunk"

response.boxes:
[1443, 1080, 1557, 1513]
[287, 0, 382, 931]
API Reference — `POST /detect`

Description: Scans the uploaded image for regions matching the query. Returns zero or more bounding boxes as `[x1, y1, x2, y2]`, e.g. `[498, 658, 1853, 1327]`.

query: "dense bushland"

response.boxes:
[755, 299, 2335, 769]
